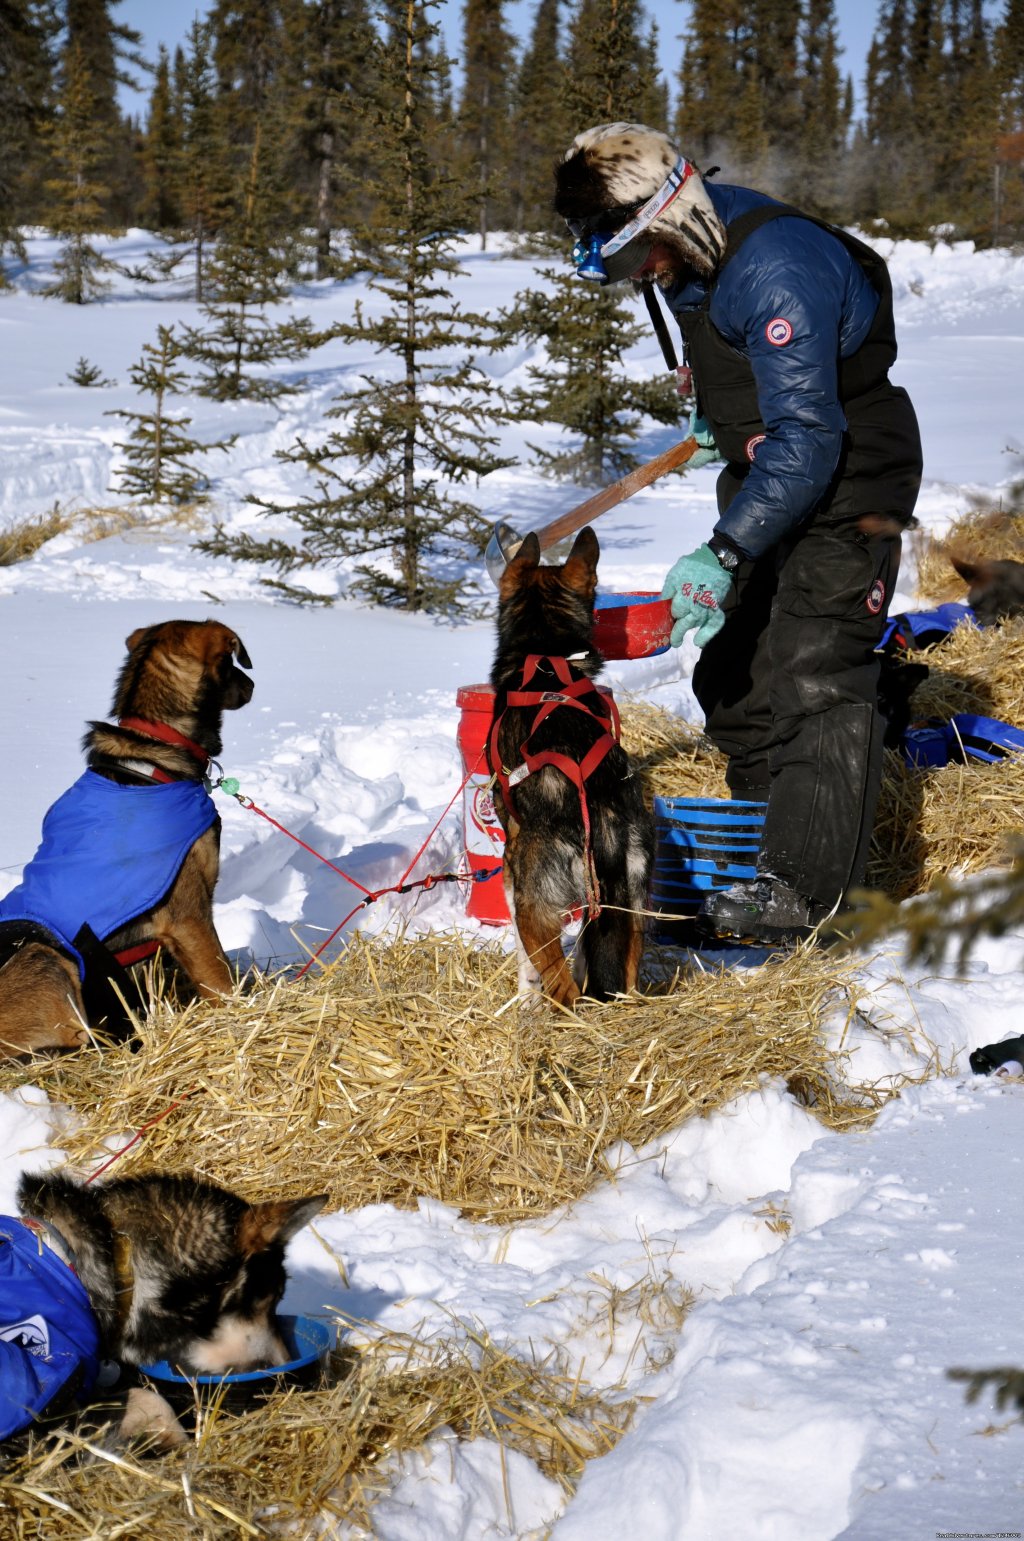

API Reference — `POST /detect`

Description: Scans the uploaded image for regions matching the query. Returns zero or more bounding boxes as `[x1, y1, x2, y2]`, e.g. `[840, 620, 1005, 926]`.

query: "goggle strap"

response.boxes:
[598, 156, 693, 260]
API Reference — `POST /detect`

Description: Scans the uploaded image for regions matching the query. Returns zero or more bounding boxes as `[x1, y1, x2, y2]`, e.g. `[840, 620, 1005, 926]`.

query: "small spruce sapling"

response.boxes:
[108, 325, 233, 504]
[67, 356, 114, 387]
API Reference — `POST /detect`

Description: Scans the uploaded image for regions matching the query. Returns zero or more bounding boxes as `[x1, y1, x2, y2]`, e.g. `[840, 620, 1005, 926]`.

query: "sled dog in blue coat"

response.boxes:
[0, 619, 253, 1056]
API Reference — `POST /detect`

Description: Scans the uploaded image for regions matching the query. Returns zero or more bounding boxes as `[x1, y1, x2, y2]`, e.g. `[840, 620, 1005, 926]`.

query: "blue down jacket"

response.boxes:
[0, 771, 219, 978]
[0, 1216, 100, 1440]
[664, 182, 885, 560]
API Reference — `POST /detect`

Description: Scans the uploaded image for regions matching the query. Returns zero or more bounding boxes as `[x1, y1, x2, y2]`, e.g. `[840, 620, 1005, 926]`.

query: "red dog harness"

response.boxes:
[489, 655, 621, 917]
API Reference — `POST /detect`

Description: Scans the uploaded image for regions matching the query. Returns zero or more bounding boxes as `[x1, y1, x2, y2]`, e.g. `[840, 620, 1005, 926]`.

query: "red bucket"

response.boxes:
[455, 684, 508, 925]
[592, 592, 672, 659]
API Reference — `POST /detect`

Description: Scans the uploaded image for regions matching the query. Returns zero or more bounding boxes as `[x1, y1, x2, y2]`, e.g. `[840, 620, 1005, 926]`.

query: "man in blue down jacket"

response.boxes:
[555, 123, 923, 945]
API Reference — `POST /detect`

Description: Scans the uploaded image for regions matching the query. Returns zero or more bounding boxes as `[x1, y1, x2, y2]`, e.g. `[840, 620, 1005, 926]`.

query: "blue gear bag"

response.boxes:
[880, 602, 977, 653]
[903, 713, 1024, 768]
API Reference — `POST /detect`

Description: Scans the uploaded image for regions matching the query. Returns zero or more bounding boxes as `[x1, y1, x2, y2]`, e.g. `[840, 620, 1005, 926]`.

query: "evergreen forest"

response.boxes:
[3, 0, 1024, 610]
[3, 0, 1023, 274]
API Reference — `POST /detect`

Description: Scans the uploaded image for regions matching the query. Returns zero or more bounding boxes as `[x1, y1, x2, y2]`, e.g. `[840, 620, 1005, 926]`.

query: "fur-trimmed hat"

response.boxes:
[554, 122, 727, 279]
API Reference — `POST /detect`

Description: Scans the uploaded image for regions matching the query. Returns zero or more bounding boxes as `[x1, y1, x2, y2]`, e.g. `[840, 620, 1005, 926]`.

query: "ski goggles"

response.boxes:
[567, 155, 694, 283]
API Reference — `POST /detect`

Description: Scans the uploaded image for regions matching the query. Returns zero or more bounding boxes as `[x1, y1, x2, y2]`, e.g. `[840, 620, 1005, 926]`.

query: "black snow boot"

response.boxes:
[699, 873, 832, 946]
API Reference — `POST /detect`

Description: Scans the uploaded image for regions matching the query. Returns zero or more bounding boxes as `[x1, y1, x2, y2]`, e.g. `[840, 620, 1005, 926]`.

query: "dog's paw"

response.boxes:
[546, 975, 582, 1010]
[118, 1386, 188, 1449]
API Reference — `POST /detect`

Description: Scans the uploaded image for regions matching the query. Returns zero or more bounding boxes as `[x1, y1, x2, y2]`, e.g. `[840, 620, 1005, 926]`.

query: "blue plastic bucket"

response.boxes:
[652, 796, 766, 943]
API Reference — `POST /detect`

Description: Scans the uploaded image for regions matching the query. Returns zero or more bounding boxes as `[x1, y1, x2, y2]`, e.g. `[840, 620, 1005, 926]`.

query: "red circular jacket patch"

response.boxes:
[866, 578, 886, 615]
[745, 434, 766, 462]
[765, 317, 793, 346]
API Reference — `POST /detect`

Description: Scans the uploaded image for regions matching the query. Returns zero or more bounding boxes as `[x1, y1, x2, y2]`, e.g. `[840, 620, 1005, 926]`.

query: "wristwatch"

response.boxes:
[708, 533, 743, 574]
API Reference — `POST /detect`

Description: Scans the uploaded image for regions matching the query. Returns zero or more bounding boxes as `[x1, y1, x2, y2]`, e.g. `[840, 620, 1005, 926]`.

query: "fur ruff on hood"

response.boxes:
[555, 122, 727, 278]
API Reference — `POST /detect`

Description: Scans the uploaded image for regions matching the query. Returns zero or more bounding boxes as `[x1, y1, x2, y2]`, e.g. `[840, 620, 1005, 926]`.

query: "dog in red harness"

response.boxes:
[488, 528, 654, 1006]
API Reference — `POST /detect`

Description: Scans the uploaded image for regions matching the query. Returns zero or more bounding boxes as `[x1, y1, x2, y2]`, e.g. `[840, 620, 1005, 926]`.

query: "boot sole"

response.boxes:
[697, 915, 813, 947]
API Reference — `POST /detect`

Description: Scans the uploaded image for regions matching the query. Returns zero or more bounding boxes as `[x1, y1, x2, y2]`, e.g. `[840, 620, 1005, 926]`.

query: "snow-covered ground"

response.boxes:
[1, 231, 1023, 1538]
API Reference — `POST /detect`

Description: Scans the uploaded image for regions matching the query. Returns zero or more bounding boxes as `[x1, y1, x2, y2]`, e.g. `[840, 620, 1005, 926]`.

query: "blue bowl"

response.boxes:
[140, 1313, 332, 1412]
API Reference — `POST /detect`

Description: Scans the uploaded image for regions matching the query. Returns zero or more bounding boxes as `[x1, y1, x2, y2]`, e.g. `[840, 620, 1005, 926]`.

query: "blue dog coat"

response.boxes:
[0, 771, 219, 978]
[0, 1217, 100, 1441]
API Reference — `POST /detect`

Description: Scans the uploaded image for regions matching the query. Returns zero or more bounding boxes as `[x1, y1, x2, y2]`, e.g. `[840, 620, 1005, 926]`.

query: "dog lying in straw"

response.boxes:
[951, 555, 1024, 627]
[1, 1170, 325, 1447]
[488, 527, 654, 1006]
[0, 619, 253, 1057]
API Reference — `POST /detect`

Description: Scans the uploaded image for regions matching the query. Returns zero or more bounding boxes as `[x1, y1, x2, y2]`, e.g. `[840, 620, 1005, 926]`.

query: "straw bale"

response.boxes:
[906, 615, 1024, 725]
[913, 505, 1024, 604]
[0, 1325, 632, 1538]
[621, 635, 1024, 903]
[0, 693, 928, 1531]
[618, 696, 727, 800]
[0, 933, 869, 1224]
[868, 750, 1024, 899]
[0, 926, 879, 1533]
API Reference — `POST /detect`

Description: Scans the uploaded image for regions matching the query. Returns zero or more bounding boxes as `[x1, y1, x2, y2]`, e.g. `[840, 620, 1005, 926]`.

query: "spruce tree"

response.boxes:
[902, 0, 947, 227]
[64, 0, 146, 226]
[503, 270, 683, 483]
[0, 0, 56, 277]
[567, 0, 668, 128]
[995, 0, 1024, 239]
[42, 41, 112, 304]
[141, 45, 182, 231]
[508, 0, 681, 486]
[509, 0, 572, 233]
[174, 17, 228, 301]
[455, 0, 517, 246]
[201, 0, 513, 614]
[940, 0, 995, 240]
[798, 0, 847, 217]
[675, 0, 742, 164]
[210, 0, 294, 236]
[179, 123, 317, 401]
[109, 325, 233, 503]
[858, 0, 914, 229]
[68, 355, 113, 386]
[280, 0, 377, 279]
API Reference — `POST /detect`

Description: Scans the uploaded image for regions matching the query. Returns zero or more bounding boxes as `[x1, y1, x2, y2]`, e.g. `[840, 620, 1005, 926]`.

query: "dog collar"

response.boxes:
[118, 756, 177, 786]
[21, 1214, 79, 1274]
[118, 717, 210, 767]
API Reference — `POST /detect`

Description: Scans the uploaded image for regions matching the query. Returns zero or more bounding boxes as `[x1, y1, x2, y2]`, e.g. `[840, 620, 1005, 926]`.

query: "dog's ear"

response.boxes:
[568, 527, 599, 567]
[562, 526, 599, 597]
[511, 532, 541, 568]
[125, 626, 151, 654]
[236, 1194, 328, 1254]
[190, 621, 252, 672]
[950, 555, 981, 583]
[499, 533, 541, 599]
[230, 634, 253, 671]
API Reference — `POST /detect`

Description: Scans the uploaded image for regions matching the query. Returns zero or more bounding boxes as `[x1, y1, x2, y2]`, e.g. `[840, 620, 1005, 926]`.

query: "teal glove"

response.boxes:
[687, 411, 721, 470]
[660, 542, 734, 649]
